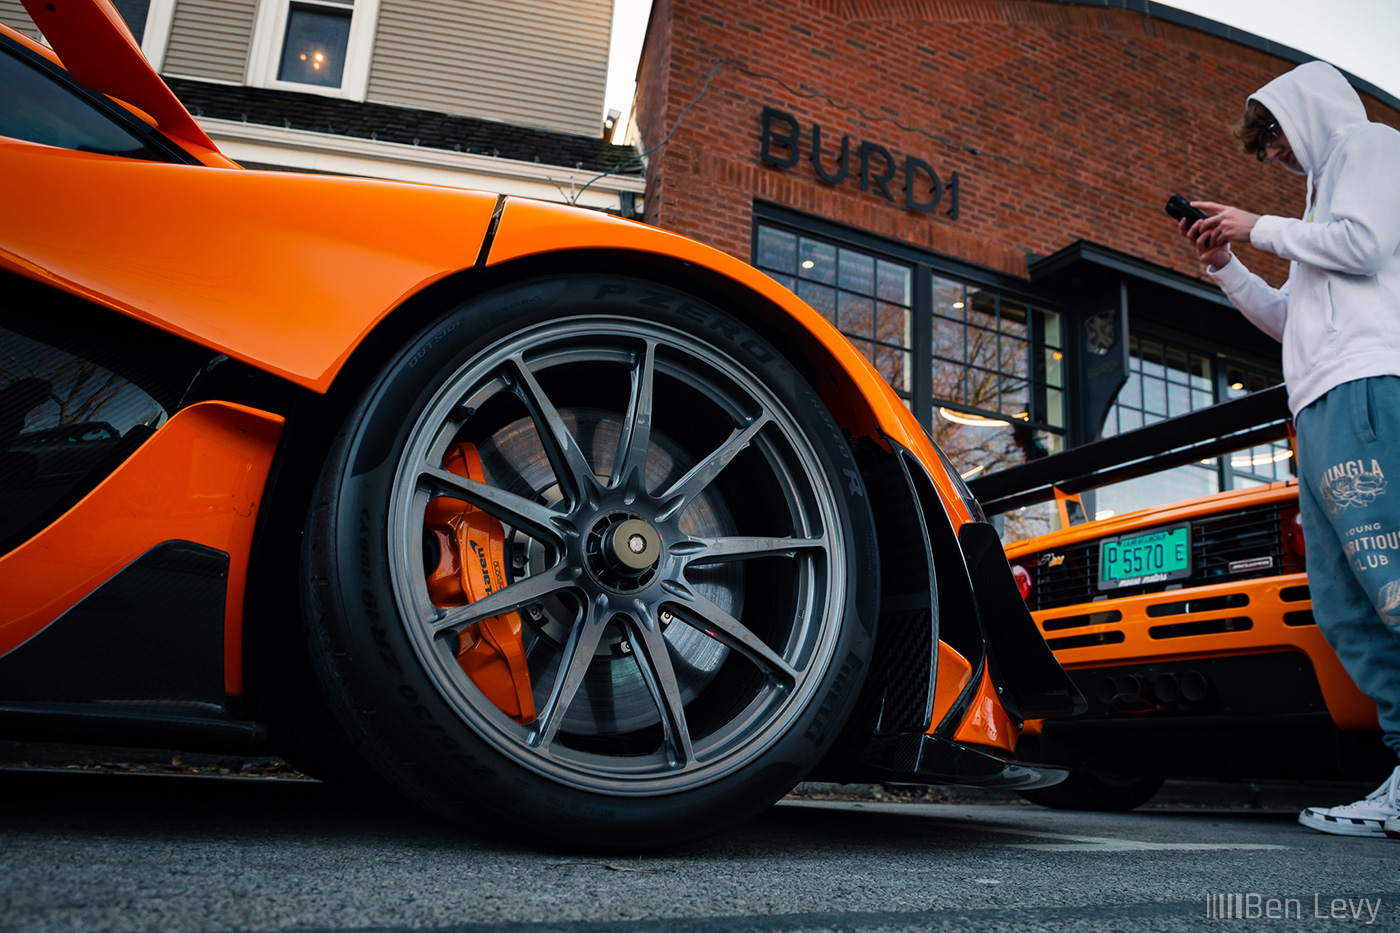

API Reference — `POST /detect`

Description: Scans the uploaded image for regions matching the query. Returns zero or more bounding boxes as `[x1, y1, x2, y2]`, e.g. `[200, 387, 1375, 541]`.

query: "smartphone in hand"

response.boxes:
[1165, 193, 1207, 225]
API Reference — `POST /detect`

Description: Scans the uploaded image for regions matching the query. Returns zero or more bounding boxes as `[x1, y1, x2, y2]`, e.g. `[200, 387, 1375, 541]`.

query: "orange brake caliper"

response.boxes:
[424, 443, 537, 723]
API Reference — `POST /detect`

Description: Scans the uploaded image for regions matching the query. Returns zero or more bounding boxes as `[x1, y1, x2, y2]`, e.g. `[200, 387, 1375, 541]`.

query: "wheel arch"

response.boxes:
[310, 250, 910, 469]
[301, 237, 941, 513]
[481, 198, 925, 461]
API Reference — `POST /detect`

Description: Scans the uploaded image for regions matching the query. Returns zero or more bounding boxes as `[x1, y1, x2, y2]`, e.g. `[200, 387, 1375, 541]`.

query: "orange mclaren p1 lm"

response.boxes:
[0, 0, 1081, 847]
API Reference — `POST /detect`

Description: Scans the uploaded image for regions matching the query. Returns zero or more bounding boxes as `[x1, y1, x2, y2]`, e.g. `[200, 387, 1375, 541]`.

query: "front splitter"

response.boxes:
[854, 732, 1069, 789]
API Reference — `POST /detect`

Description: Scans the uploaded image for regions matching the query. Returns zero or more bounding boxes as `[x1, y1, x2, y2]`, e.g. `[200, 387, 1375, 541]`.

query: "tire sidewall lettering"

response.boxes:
[590, 283, 780, 367]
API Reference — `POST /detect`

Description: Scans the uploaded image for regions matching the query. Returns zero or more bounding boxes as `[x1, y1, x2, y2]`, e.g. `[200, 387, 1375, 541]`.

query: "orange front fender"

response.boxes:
[0, 139, 498, 392]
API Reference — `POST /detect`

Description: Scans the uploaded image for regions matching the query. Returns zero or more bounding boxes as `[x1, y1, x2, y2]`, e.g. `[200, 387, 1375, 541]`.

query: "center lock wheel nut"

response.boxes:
[586, 514, 662, 591]
[608, 519, 661, 571]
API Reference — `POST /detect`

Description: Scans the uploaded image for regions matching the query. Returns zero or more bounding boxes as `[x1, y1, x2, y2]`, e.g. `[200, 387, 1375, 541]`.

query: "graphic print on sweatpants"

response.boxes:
[1296, 377, 1400, 752]
[1318, 456, 1400, 630]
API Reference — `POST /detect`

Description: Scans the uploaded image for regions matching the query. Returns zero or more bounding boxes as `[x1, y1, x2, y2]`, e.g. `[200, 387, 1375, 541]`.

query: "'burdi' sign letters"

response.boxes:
[758, 107, 961, 218]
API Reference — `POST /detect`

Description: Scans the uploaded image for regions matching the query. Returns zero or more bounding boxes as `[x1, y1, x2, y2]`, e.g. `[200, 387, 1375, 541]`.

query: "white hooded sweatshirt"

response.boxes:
[1208, 61, 1400, 416]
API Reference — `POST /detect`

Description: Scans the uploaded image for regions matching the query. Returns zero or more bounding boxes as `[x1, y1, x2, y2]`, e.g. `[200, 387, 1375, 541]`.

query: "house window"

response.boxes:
[110, 0, 151, 43]
[277, 1, 352, 87]
[248, 0, 380, 99]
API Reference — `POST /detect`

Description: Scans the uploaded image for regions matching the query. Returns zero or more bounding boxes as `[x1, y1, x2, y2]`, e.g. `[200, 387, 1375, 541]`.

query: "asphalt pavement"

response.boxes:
[2, 756, 1398, 933]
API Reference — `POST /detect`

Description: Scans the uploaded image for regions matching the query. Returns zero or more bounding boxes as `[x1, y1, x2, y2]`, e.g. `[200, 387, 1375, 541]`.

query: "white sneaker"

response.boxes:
[1384, 815, 1400, 840]
[1299, 766, 1400, 837]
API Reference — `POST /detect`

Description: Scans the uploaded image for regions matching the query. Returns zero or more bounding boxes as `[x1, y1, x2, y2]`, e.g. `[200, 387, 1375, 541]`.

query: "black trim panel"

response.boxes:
[1024, 713, 1392, 782]
[842, 445, 938, 737]
[0, 541, 229, 705]
[0, 701, 265, 750]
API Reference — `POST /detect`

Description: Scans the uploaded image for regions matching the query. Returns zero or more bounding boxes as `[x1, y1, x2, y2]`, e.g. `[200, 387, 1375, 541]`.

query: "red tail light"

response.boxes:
[1011, 563, 1032, 601]
[1284, 510, 1306, 559]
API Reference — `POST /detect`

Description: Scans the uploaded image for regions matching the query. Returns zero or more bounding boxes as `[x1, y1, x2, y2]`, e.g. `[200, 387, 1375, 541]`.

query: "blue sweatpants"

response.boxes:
[1295, 376, 1400, 756]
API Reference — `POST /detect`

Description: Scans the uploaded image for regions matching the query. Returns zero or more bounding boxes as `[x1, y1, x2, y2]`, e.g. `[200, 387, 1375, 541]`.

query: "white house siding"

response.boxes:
[161, 0, 255, 84]
[0, 1, 39, 39]
[367, 0, 612, 138]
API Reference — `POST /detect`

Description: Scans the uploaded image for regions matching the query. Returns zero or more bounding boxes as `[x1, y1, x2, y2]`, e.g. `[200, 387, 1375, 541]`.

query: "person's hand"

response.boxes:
[1191, 201, 1260, 251]
[1176, 216, 1231, 270]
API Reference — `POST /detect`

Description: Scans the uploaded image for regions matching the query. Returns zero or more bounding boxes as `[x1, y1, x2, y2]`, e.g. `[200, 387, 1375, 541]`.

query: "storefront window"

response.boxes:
[1094, 336, 1285, 518]
[756, 226, 912, 399]
[930, 275, 1064, 539]
[1229, 439, 1295, 487]
[756, 221, 1066, 539]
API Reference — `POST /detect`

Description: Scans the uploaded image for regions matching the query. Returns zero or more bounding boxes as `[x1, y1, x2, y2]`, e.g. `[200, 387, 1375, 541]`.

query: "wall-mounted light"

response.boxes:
[801, 259, 815, 269]
[952, 301, 965, 309]
[1230, 449, 1294, 468]
[939, 407, 1010, 427]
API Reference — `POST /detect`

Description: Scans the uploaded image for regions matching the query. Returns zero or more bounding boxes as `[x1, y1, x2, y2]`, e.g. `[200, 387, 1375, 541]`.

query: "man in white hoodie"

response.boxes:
[1181, 60, 1400, 839]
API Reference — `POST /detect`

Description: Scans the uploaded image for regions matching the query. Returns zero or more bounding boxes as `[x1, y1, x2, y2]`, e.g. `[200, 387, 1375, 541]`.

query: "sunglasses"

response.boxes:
[1256, 122, 1283, 162]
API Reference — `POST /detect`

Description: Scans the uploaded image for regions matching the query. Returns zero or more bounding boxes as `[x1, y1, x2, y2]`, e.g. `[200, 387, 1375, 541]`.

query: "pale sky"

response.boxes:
[602, 1, 1400, 138]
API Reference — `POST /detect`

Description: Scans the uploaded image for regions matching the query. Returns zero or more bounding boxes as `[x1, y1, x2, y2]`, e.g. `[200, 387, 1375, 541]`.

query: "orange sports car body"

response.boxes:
[0, 0, 1081, 847]
[980, 394, 1389, 810]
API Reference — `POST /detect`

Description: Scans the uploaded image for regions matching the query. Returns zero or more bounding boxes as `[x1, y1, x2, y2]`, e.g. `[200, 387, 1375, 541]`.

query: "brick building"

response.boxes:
[630, 0, 1400, 531]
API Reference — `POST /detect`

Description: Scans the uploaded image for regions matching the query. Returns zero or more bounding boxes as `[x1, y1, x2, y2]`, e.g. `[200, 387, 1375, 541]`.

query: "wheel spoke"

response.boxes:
[506, 355, 599, 510]
[674, 534, 827, 566]
[610, 341, 657, 498]
[419, 465, 566, 544]
[655, 414, 771, 520]
[531, 593, 610, 749]
[427, 566, 578, 637]
[664, 587, 799, 687]
[625, 607, 695, 769]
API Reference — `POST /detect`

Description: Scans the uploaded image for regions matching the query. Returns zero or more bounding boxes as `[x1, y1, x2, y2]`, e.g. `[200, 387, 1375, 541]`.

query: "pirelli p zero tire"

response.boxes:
[302, 274, 878, 848]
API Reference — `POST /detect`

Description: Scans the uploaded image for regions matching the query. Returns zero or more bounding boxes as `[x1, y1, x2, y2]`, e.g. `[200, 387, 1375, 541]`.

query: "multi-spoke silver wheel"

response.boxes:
[391, 317, 844, 792]
[304, 275, 876, 845]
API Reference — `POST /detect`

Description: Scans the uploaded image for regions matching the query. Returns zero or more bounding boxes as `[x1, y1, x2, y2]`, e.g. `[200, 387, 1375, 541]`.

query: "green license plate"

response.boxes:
[1098, 523, 1192, 590]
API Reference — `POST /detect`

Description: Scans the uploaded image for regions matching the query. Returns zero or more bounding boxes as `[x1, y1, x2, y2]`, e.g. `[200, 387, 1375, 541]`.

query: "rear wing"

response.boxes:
[967, 385, 1290, 516]
[20, 0, 215, 149]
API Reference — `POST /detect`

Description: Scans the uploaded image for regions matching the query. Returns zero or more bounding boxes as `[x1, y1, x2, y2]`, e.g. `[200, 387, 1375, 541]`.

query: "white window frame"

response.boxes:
[139, 0, 178, 73]
[246, 0, 380, 100]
